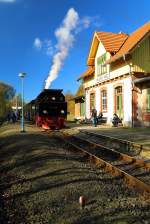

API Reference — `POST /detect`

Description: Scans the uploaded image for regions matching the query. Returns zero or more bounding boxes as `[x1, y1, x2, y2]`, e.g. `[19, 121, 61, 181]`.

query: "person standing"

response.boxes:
[12, 111, 16, 123]
[97, 112, 103, 124]
[91, 108, 97, 127]
[7, 111, 11, 123]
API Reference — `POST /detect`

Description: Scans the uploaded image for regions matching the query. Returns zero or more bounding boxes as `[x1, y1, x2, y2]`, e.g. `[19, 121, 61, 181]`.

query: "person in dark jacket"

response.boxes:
[97, 112, 103, 124]
[112, 113, 120, 127]
[12, 111, 16, 123]
[91, 108, 97, 127]
[7, 111, 11, 123]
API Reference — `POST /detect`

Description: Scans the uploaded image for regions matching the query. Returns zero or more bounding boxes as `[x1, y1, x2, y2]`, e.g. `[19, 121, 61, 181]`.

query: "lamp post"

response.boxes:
[18, 72, 26, 132]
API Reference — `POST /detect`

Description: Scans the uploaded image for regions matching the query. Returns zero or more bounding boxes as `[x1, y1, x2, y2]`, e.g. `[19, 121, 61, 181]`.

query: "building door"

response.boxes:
[80, 101, 85, 116]
[115, 86, 123, 118]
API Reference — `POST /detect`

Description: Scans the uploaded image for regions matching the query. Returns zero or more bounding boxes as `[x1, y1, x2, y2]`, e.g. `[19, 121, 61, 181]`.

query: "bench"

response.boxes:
[97, 117, 107, 124]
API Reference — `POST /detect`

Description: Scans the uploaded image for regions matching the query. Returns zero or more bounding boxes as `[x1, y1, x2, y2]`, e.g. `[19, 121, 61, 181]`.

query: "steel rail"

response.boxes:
[60, 133, 150, 195]
[79, 129, 150, 152]
[79, 130, 150, 161]
[74, 133, 150, 170]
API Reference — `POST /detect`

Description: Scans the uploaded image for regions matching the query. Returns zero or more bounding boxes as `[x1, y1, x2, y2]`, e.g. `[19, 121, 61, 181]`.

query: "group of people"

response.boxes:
[91, 108, 121, 127]
[7, 111, 19, 123]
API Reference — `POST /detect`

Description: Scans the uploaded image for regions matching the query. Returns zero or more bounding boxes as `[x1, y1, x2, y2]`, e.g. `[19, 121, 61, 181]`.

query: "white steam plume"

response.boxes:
[45, 8, 79, 89]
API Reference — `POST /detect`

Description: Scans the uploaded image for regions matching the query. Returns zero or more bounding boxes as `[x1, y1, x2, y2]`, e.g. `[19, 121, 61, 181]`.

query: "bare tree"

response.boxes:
[65, 91, 75, 120]
[0, 82, 15, 122]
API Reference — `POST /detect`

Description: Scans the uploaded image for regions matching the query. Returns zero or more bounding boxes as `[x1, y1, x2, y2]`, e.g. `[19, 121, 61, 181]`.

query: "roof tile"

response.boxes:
[107, 21, 150, 63]
[96, 31, 128, 52]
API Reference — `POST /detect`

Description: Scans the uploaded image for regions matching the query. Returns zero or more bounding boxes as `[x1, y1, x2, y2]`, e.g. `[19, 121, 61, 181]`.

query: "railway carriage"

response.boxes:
[26, 89, 67, 129]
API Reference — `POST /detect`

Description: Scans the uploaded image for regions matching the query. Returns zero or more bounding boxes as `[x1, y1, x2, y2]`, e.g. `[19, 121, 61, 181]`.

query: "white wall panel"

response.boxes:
[85, 90, 90, 119]
[95, 87, 100, 114]
[107, 83, 114, 122]
[123, 77, 132, 124]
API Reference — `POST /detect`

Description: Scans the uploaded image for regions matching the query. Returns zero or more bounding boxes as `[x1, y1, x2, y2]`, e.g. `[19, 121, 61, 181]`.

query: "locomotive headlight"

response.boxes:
[43, 110, 48, 114]
[52, 97, 56, 100]
[60, 110, 65, 114]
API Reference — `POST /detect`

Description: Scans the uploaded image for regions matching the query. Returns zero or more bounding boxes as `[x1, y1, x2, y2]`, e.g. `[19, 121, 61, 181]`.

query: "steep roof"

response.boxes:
[77, 66, 95, 81]
[87, 32, 128, 65]
[107, 21, 150, 64]
[79, 21, 150, 81]
[96, 32, 128, 53]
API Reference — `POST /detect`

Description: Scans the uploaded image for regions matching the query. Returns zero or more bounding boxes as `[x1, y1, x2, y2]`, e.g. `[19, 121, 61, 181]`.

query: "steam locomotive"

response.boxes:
[25, 89, 67, 130]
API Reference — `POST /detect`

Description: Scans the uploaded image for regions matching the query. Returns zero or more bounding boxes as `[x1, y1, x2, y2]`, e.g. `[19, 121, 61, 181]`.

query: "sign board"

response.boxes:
[95, 73, 110, 84]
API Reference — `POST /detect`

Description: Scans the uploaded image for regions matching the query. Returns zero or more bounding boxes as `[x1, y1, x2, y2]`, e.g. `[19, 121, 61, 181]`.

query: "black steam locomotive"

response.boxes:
[25, 89, 67, 129]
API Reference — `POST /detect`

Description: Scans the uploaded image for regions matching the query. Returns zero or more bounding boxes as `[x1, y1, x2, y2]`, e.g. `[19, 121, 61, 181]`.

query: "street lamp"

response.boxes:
[18, 72, 26, 132]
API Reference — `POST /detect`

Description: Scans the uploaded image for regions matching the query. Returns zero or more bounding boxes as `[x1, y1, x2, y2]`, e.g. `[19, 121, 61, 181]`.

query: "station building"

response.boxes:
[78, 21, 150, 127]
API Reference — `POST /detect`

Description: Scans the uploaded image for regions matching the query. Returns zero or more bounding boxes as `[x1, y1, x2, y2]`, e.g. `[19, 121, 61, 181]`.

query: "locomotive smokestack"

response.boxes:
[44, 8, 79, 89]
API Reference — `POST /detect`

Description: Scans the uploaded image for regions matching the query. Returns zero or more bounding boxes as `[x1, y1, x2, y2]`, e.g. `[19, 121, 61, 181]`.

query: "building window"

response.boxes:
[90, 93, 95, 111]
[101, 90, 107, 111]
[146, 88, 150, 111]
[97, 53, 107, 76]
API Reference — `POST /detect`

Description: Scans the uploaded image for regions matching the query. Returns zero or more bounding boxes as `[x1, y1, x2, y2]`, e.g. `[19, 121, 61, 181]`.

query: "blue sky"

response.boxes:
[0, 0, 150, 102]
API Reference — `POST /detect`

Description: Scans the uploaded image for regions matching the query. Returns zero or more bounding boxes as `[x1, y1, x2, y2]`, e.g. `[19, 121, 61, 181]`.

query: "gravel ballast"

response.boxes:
[0, 123, 150, 224]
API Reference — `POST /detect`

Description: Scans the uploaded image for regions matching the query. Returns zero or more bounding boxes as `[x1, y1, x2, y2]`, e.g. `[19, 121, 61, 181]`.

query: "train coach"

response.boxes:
[25, 89, 67, 130]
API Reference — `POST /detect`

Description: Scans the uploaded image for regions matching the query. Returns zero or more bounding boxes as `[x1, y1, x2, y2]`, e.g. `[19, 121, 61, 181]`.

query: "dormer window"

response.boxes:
[97, 53, 107, 76]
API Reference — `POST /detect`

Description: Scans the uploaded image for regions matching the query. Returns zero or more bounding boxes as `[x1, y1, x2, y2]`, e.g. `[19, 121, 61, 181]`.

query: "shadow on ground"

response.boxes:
[0, 129, 150, 224]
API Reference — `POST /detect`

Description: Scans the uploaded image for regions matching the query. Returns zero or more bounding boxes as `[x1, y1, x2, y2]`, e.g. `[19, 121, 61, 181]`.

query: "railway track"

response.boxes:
[60, 131, 150, 195]
[78, 129, 149, 157]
